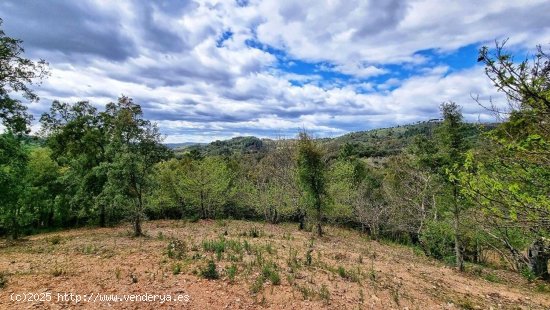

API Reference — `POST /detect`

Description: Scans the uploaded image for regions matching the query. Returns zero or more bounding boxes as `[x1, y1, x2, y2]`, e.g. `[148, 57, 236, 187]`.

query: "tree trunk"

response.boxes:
[133, 195, 143, 237]
[527, 237, 550, 280]
[316, 199, 323, 237]
[200, 190, 206, 219]
[453, 186, 464, 271]
[298, 209, 305, 230]
[99, 204, 106, 227]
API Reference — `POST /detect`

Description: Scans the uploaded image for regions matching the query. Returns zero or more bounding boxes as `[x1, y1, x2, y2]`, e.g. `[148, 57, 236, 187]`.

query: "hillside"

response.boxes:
[1, 220, 548, 309]
[172, 121, 495, 158]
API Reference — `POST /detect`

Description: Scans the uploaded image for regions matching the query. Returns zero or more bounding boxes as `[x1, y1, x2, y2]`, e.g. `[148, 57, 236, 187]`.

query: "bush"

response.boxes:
[200, 260, 219, 280]
[0, 272, 7, 288]
[166, 239, 187, 259]
[262, 264, 281, 285]
[420, 221, 455, 262]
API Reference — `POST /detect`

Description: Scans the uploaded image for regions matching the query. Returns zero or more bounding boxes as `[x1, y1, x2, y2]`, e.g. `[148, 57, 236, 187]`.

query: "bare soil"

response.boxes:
[0, 220, 548, 309]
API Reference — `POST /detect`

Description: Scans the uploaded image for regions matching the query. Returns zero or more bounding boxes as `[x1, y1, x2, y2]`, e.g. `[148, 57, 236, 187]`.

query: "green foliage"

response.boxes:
[226, 264, 237, 282]
[172, 263, 181, 275]
[200, 260, 219, 280]
[297, 132, 327, 236]
[261, 263, 281, 285]
[166, 239, 187, 260]
[420, 221, 455, 263]
[0, 18, 48, 134]
[0, 271, 7, 288]
[0, 133, 31, 239]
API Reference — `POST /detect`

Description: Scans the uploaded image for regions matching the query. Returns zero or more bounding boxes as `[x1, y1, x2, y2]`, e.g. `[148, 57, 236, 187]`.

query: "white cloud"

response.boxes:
[1, 0, 546, 142]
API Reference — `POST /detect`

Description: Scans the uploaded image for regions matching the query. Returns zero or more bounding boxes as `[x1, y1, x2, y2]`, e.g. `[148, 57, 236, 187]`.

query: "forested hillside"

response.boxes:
[0, 14, 549, 307]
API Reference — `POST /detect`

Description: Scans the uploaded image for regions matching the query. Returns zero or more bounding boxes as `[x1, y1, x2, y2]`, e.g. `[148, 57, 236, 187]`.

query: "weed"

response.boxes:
[535, 283, 549, 293]
[306, 249, 313, 266]
[297, 284, 314, 300]
[200, 260, 219, 280]
[390, 285, 400, 305]
[262, 263, 281, 285]
[202, 238, 226, 253]
[483, 273, 501, 283]
[286, 273, 295, 285]
[319, 284, 330, 304]
[250, 276, 264, 294]
[49, 235, 62, 245]
[265, 242, 275, 255]
[337, 266, 347, 278]
[166, 239, 186, 259]
[243, 240, 252, 253]
[157, 231, 165, 240]
[520, 267, 537, 282]
[287, 247, 299, 269]
[51, 266, 65, 277]
[0, 272, 7, 288]
[81, 244, 97, 255]
[115, 268, 121, 280]
[226, 264, 237, 283]
[172, 263, 181, 275]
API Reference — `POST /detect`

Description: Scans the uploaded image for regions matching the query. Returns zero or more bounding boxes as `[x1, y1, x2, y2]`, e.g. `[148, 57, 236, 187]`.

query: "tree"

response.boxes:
[40, 101, 109, 226]
[182, 156, 232, 219]
[459, 42, 550, 278]
[0, 18, 48, 134]
[253, 141, 300, 223]
[383, 154, 439, 245]
[24, 147, 61, 229]
[100, 96, 171, 236]
[0, 133, 28, 239]
[297, 131, 327, 237]
[436, 102, 471, 271]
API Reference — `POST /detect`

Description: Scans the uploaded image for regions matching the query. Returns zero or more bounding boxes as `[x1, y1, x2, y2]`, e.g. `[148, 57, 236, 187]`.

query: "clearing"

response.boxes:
[0, 220, 548, 309]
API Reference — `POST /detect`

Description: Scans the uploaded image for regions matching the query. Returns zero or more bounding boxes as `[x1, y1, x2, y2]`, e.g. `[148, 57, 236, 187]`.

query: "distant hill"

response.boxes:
[172, 121, 497, 158]
[164, 142, 204, 149]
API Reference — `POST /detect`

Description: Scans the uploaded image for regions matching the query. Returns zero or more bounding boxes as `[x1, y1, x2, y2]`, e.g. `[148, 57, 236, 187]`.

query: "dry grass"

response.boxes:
[0, 220, 548, 309]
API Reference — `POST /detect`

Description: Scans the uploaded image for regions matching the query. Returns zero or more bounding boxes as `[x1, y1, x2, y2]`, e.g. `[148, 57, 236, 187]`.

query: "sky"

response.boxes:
[1, 0, 549, 143]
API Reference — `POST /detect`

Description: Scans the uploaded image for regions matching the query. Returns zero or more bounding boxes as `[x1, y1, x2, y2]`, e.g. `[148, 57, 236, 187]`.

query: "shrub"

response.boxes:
[172, 264, 181, 275]
[0, 272, 7, 288]
[420, 221, 455, 262]
[200, 260, 219, 280]
[166, 239, 187, 260]
[226, 264, 237, 283]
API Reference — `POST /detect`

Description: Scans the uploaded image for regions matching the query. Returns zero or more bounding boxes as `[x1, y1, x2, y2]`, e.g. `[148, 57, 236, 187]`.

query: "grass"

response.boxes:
[483, 272, 501, 283]
[172, 263, 182, 275]
[200, 260, 219, 280]
[226, 264, 237, 283]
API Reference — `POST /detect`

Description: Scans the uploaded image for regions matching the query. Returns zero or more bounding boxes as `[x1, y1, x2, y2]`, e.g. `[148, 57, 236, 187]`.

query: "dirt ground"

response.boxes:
[0, 220, 548, 309]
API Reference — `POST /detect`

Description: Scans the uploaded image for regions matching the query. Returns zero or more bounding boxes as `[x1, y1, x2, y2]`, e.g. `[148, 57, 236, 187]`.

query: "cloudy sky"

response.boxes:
[1, 0, 549, 142]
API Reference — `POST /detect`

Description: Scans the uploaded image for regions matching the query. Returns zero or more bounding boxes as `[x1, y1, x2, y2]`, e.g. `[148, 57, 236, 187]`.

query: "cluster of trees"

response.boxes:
[0, 20, 548, 279]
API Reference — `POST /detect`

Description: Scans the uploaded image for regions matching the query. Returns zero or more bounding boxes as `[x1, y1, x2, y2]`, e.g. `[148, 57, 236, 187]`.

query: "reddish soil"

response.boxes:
[0, 220, 548, 309]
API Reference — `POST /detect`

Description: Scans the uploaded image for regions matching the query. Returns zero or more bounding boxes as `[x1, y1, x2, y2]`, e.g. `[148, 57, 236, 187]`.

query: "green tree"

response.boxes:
[101, 96, 171, 236]
[182, 156, 232, 219]
[23, 147, 61, 229]
[40, 101, 109, 226]
[0, 18, 48, 134]
[437, 102, 470, 271]
[459, 42, 550, 278]
[246, 141, 299, 223]
[297, 132, 327, 236]
[0, 133, 37, 239]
